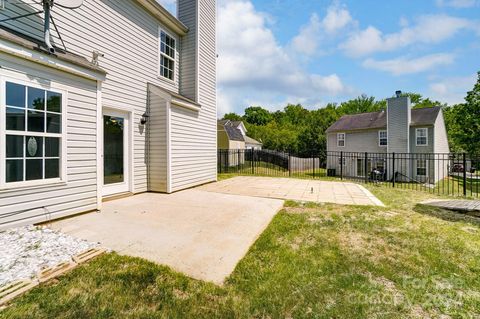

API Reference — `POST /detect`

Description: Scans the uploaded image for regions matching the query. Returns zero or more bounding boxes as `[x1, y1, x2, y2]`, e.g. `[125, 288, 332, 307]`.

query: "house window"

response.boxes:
[417, 159, 427, 176]
[4, 81, 63, 185]
[378, 130, 387, 146]
[159, 30, 175, 81]
[337, 133, 345, 147]
[416, 128, 428, 146]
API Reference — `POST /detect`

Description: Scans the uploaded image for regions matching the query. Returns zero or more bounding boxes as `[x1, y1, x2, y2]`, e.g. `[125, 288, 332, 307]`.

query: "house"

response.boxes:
[0, 0, 216, 229]
[217, 120, 246, 150]
[326, 91, 450, 183]
[217, 120, 262, 150]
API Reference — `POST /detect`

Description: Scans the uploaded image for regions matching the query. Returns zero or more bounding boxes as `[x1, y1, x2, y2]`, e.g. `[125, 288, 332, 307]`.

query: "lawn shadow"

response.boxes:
[414, 203, 480, 227]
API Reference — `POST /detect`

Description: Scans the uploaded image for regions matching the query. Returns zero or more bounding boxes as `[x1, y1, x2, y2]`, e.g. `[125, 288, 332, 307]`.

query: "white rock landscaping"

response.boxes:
[0, 226, 99, 287]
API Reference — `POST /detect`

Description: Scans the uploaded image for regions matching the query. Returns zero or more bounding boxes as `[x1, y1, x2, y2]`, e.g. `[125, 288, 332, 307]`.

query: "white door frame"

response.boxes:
[102, 107, 132, 196]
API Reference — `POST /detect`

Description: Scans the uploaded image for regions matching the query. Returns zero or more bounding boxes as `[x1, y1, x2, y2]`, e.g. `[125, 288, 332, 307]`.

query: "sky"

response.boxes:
[159, 0, 480, 116]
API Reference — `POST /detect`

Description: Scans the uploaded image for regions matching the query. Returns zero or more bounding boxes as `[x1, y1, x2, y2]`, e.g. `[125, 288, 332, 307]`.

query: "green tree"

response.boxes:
[449, 72, 480, 156]
[244, 106, 272, 126]
[222, 112, 243, 121]
[337, 94, 385, 115]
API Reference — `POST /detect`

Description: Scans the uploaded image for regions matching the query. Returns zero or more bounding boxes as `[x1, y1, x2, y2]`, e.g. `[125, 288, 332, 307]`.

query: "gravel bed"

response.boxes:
[0, 226, 99, 286]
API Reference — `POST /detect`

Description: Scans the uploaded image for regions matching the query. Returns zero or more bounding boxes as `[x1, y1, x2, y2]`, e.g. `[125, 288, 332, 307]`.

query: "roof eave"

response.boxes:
[135, 0, 188, 36]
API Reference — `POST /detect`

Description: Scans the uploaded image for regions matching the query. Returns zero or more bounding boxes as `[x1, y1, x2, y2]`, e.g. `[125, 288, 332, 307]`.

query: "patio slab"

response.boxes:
[49, 190, 284, 284]
[200, 176, 384, 206]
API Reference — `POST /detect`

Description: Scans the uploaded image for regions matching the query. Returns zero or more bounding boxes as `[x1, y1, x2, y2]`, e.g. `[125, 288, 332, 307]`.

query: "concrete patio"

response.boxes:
[50, 189, 283, 284]
[200, 176, 384, 206]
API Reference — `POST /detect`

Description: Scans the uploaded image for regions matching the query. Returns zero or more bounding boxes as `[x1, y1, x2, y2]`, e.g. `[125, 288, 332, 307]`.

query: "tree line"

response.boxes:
[222, 72, 480, 157]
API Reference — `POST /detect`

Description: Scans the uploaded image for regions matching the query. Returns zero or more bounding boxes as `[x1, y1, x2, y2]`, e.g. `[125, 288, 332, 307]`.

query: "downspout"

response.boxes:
[43, 0, 55, 54]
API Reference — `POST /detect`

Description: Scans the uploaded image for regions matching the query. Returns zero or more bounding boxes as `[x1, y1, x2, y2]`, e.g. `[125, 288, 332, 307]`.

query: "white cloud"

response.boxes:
[436, 0, 478, 8]
[363, 53, 455, 75]
[322, 3, 353, 34]
[291, 3, 353, 56]
[428, 74, 477, 104]
[341, 14, 475, 57]
[217, 0, 350, 115]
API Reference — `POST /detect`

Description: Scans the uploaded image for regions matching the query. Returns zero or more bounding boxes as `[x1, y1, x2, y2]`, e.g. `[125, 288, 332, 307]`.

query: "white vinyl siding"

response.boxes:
[416, 128, 428, 146]
[0, 53, 98, 229]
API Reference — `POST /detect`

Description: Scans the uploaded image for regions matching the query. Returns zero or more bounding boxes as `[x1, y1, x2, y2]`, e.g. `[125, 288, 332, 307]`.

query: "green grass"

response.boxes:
[2, 186, 480, 318]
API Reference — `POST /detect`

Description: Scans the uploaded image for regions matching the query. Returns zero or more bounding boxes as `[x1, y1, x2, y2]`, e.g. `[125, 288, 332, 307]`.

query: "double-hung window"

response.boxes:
[3, 81, 64, 186]
[416, 159, 427, 176]
[378, 130, 387, 146]
[159, 30, 176, 81]
[416, 128, 428, 146]
[337, 133, 345, 147]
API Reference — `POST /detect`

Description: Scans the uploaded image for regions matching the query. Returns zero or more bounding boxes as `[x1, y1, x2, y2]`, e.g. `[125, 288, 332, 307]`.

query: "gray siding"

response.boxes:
[433, 109, 450, 154]
[387, 96, 411, 153]
[147, 87, 168, 192]
[327, 130, 387, 153]
[1, 0, 217, 195]
[0, 0, 182, 193]
[0, 53, 98, 228]
[170, 0, 216, 192]
[409, 126, 434, 154]
[178, 0, 197, 101]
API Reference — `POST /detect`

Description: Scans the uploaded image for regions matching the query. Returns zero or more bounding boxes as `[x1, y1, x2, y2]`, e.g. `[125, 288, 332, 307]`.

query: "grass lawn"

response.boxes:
[2, 185, 480, 318]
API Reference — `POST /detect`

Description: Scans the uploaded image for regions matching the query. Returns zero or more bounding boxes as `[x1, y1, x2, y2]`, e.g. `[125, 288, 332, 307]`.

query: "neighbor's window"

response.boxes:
[416, 128, 428, 146]
[378, 130, 387, 146]
[337, 133, 345, 147]
[159, 30, 175, 81]
[5, 82, 63, 184]
[417, 159, 427, 176]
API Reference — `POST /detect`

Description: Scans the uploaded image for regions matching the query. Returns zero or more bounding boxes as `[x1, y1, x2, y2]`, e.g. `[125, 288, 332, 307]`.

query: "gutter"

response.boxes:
[135, 0, 188, 36]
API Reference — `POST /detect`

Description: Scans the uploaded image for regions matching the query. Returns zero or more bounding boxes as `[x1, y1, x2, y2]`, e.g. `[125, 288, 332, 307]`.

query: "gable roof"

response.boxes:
[244, 136, 262, 145]
[218, 120, 245, 142]
[326, 107, 441, 133]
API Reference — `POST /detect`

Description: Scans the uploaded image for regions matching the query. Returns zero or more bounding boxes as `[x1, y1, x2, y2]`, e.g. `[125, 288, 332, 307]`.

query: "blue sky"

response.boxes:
[159, 0, 480, 116]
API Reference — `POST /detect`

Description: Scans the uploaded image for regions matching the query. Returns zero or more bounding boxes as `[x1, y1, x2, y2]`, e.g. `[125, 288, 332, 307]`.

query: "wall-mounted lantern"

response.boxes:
[141, 112, 149, 125]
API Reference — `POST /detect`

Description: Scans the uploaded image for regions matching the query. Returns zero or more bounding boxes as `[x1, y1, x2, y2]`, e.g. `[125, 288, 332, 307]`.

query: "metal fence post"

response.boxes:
[340, 151, 343, 180]
[312, 152, 315, 178]
[392, 152, 395, 188]
[463, 152, 467, 196]
[288, 151, 291, 177]
[364, 152, 368, 184]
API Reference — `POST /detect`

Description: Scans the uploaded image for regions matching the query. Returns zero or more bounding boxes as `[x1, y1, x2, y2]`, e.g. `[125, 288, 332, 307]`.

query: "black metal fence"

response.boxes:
[218, 149, 480, 198]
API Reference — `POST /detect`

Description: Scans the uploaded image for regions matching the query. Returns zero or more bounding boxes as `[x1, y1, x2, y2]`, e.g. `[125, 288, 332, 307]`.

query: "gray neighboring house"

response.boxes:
[0, 0, 216, 229]
[326, 92, 450, 183]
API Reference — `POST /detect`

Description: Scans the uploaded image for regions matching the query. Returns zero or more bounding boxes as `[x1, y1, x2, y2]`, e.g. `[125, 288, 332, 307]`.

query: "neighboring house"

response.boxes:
[217, 120, 262, 150]
[326, 92, 450, 183]
[217, 120, 246, 150]
[244, 136, 263, 150]
[0, 0, 216, 229]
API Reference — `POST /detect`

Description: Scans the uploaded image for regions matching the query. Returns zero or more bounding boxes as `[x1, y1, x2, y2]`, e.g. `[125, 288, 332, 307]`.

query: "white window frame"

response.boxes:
[337, 133, 345, 147]
[0, 76, 67, 190]
[416, 128, 428, 146]
[378, 130, 387, 147]
[416, 159, 427, 176]
[158, 27, 176, 83]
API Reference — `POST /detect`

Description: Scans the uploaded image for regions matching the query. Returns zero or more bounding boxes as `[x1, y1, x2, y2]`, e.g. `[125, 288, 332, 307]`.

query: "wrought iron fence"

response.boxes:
[218, 149, 480, 198]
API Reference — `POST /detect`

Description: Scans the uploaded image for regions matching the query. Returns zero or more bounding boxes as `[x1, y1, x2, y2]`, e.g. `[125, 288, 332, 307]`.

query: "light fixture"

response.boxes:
[141, 112, 149, 125]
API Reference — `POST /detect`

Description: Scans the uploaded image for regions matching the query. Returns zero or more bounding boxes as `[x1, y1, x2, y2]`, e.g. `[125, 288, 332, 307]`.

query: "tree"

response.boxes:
[449, 72, 480, 156]
[222, 112, 243, 121]
[244, 106, 272, 126]
[337, 94, 385, 115]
